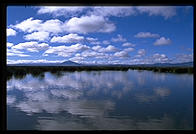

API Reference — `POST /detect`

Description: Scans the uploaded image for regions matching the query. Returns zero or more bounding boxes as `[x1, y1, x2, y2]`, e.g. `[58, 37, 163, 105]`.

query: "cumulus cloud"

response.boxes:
[134, 32, 160, 38]
[152, 53, 169, 63]
[69, 56, 85, 63]
[85, 37, 101, 45]
[7, 51, 30, 57]
[14, 17, 43, 33]
[12, 41, 49, 52]
[79, 50, 109, 59]
[154, 37, 171, 46]
[173, 54, 193, 63]
[51, 33, 84, 43]
[130, 53, 171, 64]
[88, 6, 136, 17]
[37, 6, 86, 17]
[92, 45, 102, 51]
[24, 31, 50, 41]
[92, 45, 118, 53]
[102, 45, 118, 52]
[7, 46, 30, 57]
[89, 41, 101, 45]
[14, 17, 64, 34]
[7, 28, 17, 36]
[135, 49, 145, 58]
[7, 59, 63, 64]
[86, 37, 98, 42]
[43, 43, 90, 57]
[102, 40, 110, 45]
[36, 6, 177, 20]
[123, 47, 134, 52]
[136, 6, 176, 19]
[37, 6, 136, 18]
[111, 34, 127, 42]
[122, 42, 136, 47]
[64, 15, 116, 34]
[7, 42, 14, 48]
[114, 51, 130, 58]
[138, 49, 146, 55]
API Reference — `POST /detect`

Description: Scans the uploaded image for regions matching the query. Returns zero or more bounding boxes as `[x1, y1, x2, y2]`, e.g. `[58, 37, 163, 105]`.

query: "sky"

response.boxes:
[7, 6, 193, 65]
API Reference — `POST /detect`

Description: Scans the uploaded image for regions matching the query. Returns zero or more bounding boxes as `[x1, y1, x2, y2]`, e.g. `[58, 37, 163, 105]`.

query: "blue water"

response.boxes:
[7, 70, 193, 130]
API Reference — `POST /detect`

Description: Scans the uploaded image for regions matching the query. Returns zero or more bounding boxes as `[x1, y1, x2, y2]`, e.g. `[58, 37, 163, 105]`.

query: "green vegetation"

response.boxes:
[7, 66, 193, 80]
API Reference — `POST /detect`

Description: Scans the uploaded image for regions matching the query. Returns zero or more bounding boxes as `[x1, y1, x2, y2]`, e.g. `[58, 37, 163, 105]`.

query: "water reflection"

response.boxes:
[7, 70, 193, 130]
[135, 87, 171, 103]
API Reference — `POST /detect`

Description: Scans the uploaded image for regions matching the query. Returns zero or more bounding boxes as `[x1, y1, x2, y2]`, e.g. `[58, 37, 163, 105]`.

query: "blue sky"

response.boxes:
[7, 6, 193, 64]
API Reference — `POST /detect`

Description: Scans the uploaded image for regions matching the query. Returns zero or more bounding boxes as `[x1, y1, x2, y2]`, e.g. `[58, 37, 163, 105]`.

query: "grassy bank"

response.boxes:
[7, 65, 193, 80]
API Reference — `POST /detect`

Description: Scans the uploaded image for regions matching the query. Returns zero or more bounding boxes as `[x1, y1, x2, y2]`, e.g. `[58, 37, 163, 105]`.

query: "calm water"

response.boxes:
[7, 70, 193, 130]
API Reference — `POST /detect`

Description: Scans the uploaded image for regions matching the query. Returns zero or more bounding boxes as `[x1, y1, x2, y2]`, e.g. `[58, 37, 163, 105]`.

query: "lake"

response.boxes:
[7, 70, 193, 130]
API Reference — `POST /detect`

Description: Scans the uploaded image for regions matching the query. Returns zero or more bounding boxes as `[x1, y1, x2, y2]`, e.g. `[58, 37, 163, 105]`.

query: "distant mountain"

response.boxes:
[132, 62, 193, 67]
[7, 61, 193, 67]
[8, 60, 81, 66]
[60, 60, 81, 66]
[152, 62, 193, 67]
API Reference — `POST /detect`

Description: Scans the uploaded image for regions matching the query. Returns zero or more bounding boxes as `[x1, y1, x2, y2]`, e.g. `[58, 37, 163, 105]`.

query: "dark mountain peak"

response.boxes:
[61, 60, 80, 66]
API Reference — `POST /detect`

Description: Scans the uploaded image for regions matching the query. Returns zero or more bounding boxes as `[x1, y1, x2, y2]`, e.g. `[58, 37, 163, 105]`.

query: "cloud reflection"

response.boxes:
[7, 70, 192, 130]
[135, 87, 171, 103]
[36, 114, 177, 130]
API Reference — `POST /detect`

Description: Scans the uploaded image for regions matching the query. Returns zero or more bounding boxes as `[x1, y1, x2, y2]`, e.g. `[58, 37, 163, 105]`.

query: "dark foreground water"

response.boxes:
[7, 70, 193, 130]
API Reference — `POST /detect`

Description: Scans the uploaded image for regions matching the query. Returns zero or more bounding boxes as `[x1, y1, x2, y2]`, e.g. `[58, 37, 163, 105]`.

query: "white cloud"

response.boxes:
[14, 17, 64, 34]
[51, 34, 84, 43]
[12, 41, 49, 52]
[173, 54, 193, 63]
[7, 48, 30, 57]
[114, 51, 130, 58]
[92, 45, 102, 51]
[37, 6, 136, 18]
[138, 49, 145, 55]
[152, 53, 169, 63]
[37, 6, 177, 20]
[86, 37, 101, 45]
[134, 32, 160, 38]
[90, 41, 101, 45]
[7, 48, 24, 54]
[103, 45, 118, 52]
[124, 47, 134, 52]
[14, 17, 43, 33]
[86, 37, 98, 42]
[7, 28, 17, 36]
[154, 37, 171, 46]
[7, 59, 63, 64]
[40, 19, 65, 34]
[92, 45, 118, 53]
[64, 15, 116, 34]
[7, 52, 30, 57]
[69, 56, 85, 63]
[122, 42, 135, 47]
[102, 40, 110, 45]
[111, 34, 126, 42]
[136, 6, 176, 19]
[80, 50, 108, 59]
[135, 49, 146, 58]
[37, 6, 86, 17]
[24, 31, 50, 41]
[43, 43, 90, 57]
[88, 6, 136, 17]
[7, 42, 14, 48]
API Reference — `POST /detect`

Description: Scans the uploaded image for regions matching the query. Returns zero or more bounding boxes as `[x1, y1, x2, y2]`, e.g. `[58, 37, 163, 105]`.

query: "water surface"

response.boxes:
[7, 70, 193, 130]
